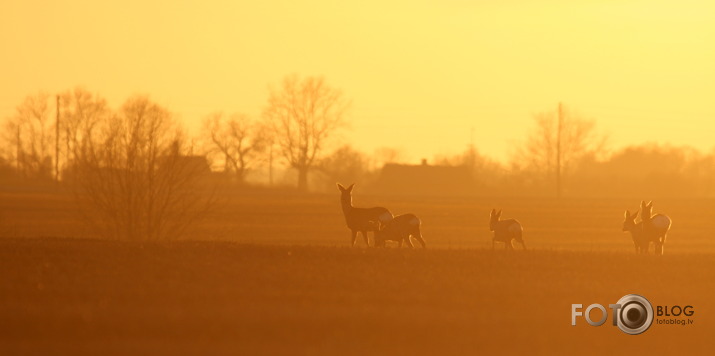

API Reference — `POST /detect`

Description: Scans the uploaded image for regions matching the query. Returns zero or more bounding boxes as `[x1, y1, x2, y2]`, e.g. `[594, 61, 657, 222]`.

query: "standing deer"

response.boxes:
[337, 183, 393, 247]
[489, 209, 526, 250]
[640, 200, 672, 255]
[622, 210, 648, 253]
[374, 213, 426, 248]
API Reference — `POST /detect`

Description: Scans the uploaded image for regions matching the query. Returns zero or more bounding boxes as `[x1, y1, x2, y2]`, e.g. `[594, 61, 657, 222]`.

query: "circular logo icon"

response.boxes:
[615, 294, 654, 335]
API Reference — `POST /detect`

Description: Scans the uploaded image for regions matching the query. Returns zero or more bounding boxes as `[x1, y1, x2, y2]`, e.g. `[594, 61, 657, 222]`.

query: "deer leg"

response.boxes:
[404, 234, 414, 248]
[414, 234, 426, 248]
[361, 230, 370, 247]
[656, 235, 665, 255]
[350, 230, 358, 247]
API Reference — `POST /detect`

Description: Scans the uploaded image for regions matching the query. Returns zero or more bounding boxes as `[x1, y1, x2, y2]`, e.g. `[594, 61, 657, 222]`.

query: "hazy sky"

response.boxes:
[1, 0, 713, 163]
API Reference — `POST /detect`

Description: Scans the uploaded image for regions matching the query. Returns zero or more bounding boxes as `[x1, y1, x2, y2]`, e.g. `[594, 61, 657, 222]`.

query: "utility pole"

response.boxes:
[55, 95, 60, 182]
[268, 143, 273, 186]
[16, 125, 21, 172]
[469, 126, 476, 168]
[556, 102, 563, 198]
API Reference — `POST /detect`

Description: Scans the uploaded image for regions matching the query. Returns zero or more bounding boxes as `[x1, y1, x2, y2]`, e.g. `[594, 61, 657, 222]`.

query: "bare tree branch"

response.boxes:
[515, 104, 607, 196]
[263, 75, 348, 191]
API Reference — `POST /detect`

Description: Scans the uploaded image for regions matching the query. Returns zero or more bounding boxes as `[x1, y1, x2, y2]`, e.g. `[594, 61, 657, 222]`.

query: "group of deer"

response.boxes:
[622, 201, 672, 255]
[337, 183, 426, 248]
[491, 200, 673, 255]
[339, 183, 672, 255]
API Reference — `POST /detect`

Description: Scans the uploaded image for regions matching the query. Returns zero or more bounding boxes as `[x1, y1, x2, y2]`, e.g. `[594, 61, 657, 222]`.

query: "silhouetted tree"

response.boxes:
[515, 104, 606, 197]
[370, 146, 405, 171]
[571, 144, 701, 197]
[263, 75, 349, 191]
[434, 144, 505, 190]
[60, 87, 111, 173]
[71, 95, 212, 240]
[317, 145, 369, 191]
[202, 112, 267, 183]
[2, 92, 54, 179]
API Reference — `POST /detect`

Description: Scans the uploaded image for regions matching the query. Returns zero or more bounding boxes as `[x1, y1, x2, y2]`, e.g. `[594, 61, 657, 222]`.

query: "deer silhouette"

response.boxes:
[640, 200, 672, 255]
[622, 210, 648, 253]
[374, 213, 426, 248]
[489, 209, 526, 250]
[337, 183, 393, 247]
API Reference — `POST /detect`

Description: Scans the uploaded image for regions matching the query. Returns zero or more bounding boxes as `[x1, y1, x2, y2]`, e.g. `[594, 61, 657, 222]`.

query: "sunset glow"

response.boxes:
[1, 0, 713, 162]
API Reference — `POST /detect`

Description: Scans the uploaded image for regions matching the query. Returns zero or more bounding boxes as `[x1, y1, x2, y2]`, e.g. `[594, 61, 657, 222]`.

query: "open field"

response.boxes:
[2, 188, 715, 252]
[2, 189, 714, 354]
[0, 239, 712, 355]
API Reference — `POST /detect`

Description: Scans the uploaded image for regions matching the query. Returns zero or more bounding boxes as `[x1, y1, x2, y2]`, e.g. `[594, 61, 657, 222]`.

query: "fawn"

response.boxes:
[374, 213, 426, 248]
[489, 209, 526, 250]
[622, 210, 648, 253]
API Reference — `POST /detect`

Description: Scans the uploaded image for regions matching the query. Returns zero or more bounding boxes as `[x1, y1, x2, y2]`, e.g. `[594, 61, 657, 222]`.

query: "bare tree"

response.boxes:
[317, 145, 369, 191]
[202, 112, 266, 183]
[370, 146, 405, 171]
[59, 87, 111, 174]
[515, 103, 607, 197]
[71, 95, 212, 240]
[2, 92, 54, 178]
[263, 75, 349, 191]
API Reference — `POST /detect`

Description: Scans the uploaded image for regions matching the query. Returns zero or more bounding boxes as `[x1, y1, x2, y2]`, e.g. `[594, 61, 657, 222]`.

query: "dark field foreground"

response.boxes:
[0, 239, 712, 355]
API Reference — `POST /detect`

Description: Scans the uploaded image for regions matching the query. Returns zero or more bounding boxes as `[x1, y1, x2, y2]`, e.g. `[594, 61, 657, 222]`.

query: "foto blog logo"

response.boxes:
[571, 294, 695, 335]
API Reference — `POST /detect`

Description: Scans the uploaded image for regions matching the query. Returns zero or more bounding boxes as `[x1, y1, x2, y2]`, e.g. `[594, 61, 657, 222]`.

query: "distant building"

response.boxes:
[373, 160, 475, 196]
[172, 155, 212, 176]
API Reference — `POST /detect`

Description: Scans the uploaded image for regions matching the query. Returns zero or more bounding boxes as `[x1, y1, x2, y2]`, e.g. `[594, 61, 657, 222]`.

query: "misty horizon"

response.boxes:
[2, 0, 714, 163]
[2, 2, 715, 354]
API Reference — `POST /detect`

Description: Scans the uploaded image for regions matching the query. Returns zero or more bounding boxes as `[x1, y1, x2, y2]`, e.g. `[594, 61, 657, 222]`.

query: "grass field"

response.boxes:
[0, 239, 712, 355]
[3, 189, 715, 252]
[1, 189, 714, 354]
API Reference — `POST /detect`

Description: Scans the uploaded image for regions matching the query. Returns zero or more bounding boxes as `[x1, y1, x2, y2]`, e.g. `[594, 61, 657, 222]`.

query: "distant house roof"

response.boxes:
[373, 162, 474, 196]
[161, 155, 211, 176]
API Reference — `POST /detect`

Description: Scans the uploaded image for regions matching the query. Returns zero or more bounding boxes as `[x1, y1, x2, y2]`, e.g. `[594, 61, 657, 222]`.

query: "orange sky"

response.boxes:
[1, 0, 713, 163]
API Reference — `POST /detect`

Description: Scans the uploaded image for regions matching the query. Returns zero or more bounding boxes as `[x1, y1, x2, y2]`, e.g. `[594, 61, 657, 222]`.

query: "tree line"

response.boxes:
[1, 75, 347, 192]
[0, 75, 352, 239]
[2, 76, 714, 203]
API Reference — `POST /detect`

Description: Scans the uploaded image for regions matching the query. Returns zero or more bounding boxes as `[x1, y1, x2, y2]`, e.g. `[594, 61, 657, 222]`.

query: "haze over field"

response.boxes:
[1, 2, 714, 354]
[1, 0, 714, 162]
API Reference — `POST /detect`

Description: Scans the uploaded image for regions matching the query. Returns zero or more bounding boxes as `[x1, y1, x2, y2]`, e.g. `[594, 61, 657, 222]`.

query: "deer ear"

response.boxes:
[633, 211, 639, 219]
[337, 183, 346, 192]
[497, 209, 502, 218]
[640, 200, 646, 208]
[647, 201, 653, 208]
[347, 183, 355, 191]
[490, 208, 496, 216]
[624, 210, 629, 218]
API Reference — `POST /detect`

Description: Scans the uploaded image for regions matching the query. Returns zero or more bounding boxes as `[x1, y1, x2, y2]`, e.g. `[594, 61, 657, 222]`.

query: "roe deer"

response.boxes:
[374, 213, 426, 248]
[489, 209, 526, 250]
[622, 210, 648, 253]
[640, 201, 672, 255]
[337, 183, 393, 247]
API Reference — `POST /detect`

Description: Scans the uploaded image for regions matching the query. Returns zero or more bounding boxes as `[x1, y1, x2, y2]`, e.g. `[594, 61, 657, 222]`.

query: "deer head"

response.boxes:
[336, 183, 355, 208]
[489, 208, 502, 231]
[622, 210, 639, 232]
